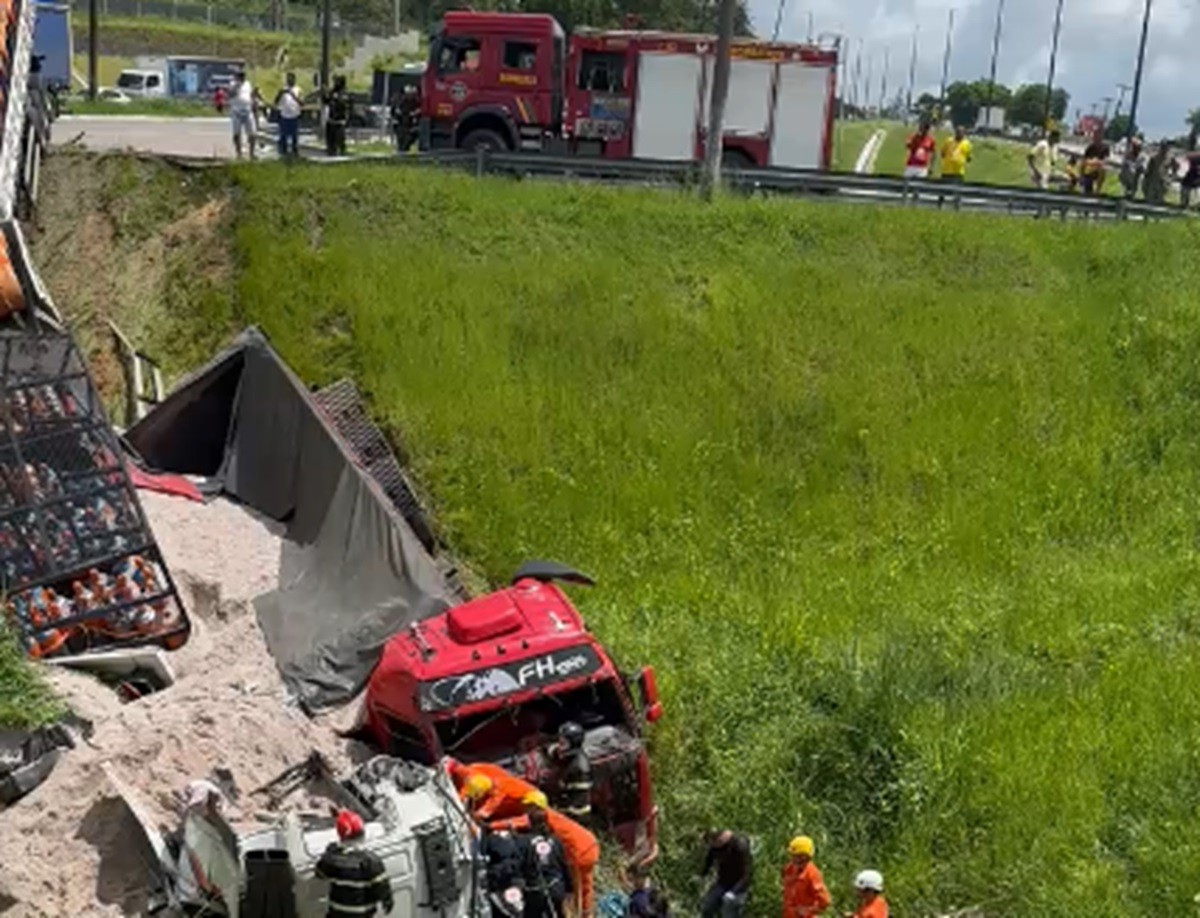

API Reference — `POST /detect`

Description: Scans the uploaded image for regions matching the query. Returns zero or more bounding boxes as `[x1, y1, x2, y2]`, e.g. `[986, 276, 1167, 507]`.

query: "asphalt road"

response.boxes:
[54, 115, 247, 159]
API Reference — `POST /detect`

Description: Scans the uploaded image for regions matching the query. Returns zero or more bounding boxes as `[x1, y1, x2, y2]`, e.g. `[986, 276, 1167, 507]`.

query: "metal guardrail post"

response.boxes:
[475, 146, 486, 179]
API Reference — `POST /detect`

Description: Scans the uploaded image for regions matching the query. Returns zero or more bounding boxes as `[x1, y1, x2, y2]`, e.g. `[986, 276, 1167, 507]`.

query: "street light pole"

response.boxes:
[320, 0, 332, 92]
[88, 0, 97, 100]
[1113, 82, 1132, 123]
[1125, 0, 1153, 142]
[938, 7, 955, 117]
[1101, 95, 1114, 121]
[771, 0, 785, 42]
[701, 0, 737, 199]
[853, 39, 863, 111]
[879, 45, 889, 115]
[984, 0, 1005, 120]
[905, 28, 918, 120]
[1041, 0, 1065, 132]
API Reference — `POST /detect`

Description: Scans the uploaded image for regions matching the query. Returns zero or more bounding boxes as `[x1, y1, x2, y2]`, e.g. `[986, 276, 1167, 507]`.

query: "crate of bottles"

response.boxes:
[0, 332, 188, 658]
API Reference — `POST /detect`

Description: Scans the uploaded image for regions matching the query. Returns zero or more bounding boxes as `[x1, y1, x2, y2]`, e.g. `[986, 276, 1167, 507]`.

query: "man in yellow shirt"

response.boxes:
[940, 126, 972, 182]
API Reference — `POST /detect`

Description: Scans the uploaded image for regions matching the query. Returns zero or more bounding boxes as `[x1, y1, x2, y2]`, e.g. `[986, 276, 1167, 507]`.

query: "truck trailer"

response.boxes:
[420, 11, 839, 169]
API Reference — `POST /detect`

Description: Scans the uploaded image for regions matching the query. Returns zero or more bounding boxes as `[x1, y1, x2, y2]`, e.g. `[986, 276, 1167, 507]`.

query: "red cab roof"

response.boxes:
[442, 11, 565, 37]
[377, 577, 592, 686]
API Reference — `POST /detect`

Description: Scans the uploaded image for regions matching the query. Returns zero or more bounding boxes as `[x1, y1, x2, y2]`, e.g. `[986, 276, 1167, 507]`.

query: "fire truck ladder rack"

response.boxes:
[0, 331, 189, 659]
[361, 149, 1188, 223]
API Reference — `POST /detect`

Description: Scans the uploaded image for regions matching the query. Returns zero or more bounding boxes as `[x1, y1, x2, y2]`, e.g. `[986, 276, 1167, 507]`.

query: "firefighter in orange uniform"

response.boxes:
[846, 871, 887, 918]
[782, 836, 830, 917]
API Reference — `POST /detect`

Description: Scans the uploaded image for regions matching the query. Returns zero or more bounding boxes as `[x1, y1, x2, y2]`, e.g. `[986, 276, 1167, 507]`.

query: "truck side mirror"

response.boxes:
[638, 666, 663, 723]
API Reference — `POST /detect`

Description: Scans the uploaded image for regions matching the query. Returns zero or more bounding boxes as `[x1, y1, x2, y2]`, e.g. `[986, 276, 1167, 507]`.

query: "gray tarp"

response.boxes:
[126, 329, 453, 710]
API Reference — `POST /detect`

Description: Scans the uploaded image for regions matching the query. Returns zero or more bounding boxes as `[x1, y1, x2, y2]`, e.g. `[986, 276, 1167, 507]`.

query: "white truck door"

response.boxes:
[633, 52, 702, 160]
[770, 62, 833, 169]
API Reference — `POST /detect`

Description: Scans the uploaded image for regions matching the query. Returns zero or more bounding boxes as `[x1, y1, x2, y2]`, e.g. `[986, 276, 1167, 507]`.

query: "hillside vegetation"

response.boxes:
[32, 154, 1200, 916]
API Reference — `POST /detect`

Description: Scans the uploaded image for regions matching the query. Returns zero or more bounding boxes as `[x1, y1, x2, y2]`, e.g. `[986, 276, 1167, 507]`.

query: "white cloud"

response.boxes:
[753, 0, 1196, 138]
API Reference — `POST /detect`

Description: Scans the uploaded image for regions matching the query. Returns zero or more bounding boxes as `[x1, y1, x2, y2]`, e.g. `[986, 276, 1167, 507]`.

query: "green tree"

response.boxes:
[944, 78, 1011, 128]
[1007, 83, 1068, 129]
[1105, 113, 1132, 142]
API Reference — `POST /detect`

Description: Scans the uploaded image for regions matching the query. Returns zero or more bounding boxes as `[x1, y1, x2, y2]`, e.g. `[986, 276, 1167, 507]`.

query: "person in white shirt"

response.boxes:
[274, 71, 303, 159]
[229, 71, 256, 160]
[1027, 128, 1061, 190]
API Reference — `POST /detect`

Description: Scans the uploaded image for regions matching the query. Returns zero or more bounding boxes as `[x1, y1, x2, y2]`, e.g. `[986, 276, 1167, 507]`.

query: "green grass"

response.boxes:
[180, 163, 1200, 916]
[831, 120, 887, 172]
[63, 97, 219, 117]
[0, 626, 64, 727]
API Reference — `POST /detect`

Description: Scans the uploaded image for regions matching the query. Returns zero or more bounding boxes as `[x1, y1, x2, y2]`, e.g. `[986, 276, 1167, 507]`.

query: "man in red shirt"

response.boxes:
[904, 121, 936, 178]
[782, 836, 830, 917]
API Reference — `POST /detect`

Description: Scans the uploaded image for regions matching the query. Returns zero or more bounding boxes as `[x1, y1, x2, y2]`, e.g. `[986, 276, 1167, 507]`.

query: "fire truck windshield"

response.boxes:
[435, 677, 629, 761]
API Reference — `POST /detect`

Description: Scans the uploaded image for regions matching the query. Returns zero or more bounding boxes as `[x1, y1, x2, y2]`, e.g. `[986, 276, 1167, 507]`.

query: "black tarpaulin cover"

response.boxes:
[126, 329, 453, 709]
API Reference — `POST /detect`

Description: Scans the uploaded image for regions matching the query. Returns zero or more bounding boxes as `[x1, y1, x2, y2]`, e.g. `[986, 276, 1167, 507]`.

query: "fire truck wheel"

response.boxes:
[460, 129, 510, 153]
[721, 148, 755, 171]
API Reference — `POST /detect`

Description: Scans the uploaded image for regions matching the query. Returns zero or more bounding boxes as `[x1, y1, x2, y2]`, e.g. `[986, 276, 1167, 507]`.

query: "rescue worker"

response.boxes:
[461, 771, 495, 811]
[315, 809, 394, 917]
[845, 870, 887, 918]
[782, 836, 830, 917]
[520, 791, 573, 918]
[391, 83, 419, 153]
[550, 721, 593, 822]
[700, 829, 752, 918]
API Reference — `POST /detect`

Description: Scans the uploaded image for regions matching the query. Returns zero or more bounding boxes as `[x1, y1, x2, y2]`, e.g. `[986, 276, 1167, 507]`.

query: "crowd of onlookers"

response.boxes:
[901, 120, 1200, 206]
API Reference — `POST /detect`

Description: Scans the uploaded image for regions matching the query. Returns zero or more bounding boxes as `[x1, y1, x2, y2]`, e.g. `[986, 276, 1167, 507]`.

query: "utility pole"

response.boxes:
[393, 0, 400, 36]
[771, 0, 785, 42]
[320, 0, 332, 92]
[88, 0, 97, 100]
[807, 11, 814, 43]
[852, 39, 863, 111]
[879, 45, 889, 116]
[701, 0, 737, 199]
[1125, 0, 1153, 142]
[938, 7, 955, 119]
[905, 28, 918, 120]
[864, 53, 873, 116]
[984, 0, 1005, 121]
[1041, 0, 1065, 132]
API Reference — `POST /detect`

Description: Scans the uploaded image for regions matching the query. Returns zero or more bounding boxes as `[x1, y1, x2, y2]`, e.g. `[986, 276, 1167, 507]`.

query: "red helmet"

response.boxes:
[335, 809, 365, 841]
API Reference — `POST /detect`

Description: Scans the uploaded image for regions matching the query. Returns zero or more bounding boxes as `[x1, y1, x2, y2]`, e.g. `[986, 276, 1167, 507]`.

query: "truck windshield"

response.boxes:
[116, 73, 144, 89]
[435, 678, 628, 761]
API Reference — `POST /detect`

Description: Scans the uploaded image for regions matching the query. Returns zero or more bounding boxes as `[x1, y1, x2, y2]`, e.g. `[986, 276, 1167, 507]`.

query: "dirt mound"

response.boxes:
[0, 494, 349, 918]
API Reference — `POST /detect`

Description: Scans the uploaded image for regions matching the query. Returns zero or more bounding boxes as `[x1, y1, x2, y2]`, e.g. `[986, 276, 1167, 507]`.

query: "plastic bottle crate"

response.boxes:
[0, 332, 189, 658]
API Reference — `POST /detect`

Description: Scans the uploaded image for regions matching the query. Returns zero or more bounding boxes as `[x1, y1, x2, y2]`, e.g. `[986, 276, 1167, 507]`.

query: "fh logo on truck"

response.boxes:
[421, 645, 602, 712]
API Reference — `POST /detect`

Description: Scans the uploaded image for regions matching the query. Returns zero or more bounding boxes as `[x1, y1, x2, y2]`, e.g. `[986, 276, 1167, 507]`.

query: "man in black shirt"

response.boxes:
[699, 829, 752, 918]
[324, 74, 351, 157]
[520, 805, 572, 918]
[314, 809, 394, 917]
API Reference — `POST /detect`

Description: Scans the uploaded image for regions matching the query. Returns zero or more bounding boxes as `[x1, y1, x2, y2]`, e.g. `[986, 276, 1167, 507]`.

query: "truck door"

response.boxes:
[429, 32, 485, 132]
[498, 36, 555, 132]
[633, 52, 703, 160]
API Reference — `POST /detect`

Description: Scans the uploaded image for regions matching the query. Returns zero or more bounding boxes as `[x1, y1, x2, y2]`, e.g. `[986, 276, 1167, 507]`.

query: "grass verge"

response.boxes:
[28, 153, 1200, 916]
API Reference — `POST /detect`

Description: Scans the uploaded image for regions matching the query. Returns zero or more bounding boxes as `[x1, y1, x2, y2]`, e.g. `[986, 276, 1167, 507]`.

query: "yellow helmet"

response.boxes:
[463, 773, 493, 801]
[522, 790, 549, 810]
[788, 836, 815, 857]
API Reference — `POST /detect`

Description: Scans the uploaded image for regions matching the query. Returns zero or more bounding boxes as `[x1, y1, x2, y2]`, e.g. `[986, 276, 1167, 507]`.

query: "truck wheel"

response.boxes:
[459, 129, 508, 152]
[721, 148, 756, 171]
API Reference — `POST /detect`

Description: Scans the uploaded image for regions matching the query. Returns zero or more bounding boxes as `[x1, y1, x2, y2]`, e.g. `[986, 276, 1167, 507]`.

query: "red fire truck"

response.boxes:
[364, 562, 663, 858]
[420, 11, 839, 169]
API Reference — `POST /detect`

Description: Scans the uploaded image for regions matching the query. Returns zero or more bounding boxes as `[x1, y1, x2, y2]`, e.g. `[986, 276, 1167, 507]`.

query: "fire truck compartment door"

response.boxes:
[770, 62, 831, 169]
[699, 59, 773, 135]
[633, 53, 702, 160]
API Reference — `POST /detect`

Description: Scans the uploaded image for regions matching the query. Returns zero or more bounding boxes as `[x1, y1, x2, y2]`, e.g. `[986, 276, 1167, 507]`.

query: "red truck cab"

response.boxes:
[364, 563, 662, 857]
[421, 12, 565, 152]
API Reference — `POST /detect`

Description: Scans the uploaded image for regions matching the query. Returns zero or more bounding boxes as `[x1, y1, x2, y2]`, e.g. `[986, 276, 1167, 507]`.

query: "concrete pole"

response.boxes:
[701, 0, 737, 199]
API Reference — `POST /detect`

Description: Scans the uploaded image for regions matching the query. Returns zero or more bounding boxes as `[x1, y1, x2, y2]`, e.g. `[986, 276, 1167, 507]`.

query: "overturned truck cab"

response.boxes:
[364, 562, 662, 861]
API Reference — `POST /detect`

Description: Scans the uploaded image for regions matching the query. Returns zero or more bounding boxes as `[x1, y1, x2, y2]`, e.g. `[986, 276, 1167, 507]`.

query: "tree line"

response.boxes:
[912, 80, 1070, 132]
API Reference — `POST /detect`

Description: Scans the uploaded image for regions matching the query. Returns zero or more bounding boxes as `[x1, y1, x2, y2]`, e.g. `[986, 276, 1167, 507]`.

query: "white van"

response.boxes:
[115, 69, 167, 98]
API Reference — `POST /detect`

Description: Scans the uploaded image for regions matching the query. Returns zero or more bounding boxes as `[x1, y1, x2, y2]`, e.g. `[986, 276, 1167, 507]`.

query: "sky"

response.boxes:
[750, 0, 1197, 138]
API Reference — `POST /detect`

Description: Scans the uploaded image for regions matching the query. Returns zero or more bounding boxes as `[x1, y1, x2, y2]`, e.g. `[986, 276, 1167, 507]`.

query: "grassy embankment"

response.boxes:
[26, 153, 1200, 916]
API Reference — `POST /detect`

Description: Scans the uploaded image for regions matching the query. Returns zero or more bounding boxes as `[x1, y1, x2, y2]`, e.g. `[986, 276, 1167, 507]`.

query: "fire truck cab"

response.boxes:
[364, 563, 663, 857]
[421, 11, 838, 169]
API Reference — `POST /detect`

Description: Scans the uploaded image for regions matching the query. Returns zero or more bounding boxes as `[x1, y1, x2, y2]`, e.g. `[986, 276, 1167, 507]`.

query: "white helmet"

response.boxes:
[854, 870, 884, 893]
